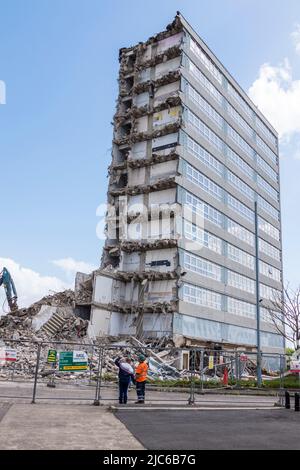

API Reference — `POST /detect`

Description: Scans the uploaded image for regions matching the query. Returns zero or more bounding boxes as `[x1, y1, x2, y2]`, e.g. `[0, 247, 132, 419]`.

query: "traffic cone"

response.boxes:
[223, 367, 229, 386]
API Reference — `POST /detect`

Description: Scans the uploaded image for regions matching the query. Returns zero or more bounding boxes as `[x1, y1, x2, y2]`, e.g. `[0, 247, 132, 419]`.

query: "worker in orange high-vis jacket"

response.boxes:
[135, 354, 148, 404]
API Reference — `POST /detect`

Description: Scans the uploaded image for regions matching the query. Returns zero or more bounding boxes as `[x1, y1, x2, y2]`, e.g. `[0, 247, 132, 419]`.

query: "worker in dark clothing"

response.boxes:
[115, 356, 135, 404]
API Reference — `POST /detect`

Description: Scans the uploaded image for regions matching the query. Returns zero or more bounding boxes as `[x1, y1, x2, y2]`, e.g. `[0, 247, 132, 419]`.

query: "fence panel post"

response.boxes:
[285, 390, 290, 409]
[235, 352, 239, 389]
[31, 342, 42, 404]
[94, 346, 104, 406]
[295, 392, 300, 412]
[188, 349, 196, 405]
[200, 350, 204, 394]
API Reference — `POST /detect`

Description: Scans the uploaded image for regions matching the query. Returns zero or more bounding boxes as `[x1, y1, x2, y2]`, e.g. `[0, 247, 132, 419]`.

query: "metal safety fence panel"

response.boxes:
[0, 339, 290, 405]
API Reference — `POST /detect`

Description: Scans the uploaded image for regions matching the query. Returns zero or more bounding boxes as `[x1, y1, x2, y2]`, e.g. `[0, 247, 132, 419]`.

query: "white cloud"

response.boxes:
[249, 58, 300, 140]
[291, 23, 300, 55]
[52, 257, 97, 275]
[0, 257, 71, 313]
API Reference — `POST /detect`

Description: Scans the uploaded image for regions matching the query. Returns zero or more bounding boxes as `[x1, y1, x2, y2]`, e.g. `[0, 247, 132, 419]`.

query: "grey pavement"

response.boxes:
[115, 409, 300, 450]
[0, 402, 144, 450]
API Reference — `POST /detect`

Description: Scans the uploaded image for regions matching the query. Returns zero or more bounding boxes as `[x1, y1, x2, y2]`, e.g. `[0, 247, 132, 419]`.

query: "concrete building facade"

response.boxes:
[88, 13, 284, 355]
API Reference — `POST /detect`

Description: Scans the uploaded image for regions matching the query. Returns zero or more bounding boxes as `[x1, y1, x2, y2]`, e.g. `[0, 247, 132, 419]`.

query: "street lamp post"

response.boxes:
[254, 201, 262, 387]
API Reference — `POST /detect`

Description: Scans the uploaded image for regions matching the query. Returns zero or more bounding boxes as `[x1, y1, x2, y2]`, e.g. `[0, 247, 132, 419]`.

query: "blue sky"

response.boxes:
[0, 0, 300, 307]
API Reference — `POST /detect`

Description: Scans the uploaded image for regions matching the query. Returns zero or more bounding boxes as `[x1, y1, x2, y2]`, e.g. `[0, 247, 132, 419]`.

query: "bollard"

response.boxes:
[295, 393, 300, 412]
[285, 391, 290, 409]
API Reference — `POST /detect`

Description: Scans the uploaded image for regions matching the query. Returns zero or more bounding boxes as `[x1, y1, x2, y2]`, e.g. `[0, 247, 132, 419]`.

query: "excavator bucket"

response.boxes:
[8, 297, 18, 313]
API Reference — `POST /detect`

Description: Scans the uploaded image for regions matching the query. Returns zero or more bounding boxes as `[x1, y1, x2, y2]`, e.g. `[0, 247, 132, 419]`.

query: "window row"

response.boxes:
[227, 102, 254, 139]
[183, 219, 280, 275]
[186, 163, 223, 200]
[189, 38, 223, 84]
[186, 109, 223, 153]
[185, 160, 278, 224]
[260, 283, 281, 301]
[185, 59, 277, 161]
[227, 124, 255, 159]
[185, 107, 278, 187]
[259, 260, 281, 282]
[256, 117, 277, 148]
[257, 175, 279, 202]
[184, 220, 222, 254]
[186, 56, 223, 105]
[185, 81, 223, 129]
[257, 195, 280, 221]
[188, 35, 278, 150]
[186, 135, 223, 176]
[257, 155, 277, 182]
[256, 135, 277, 165]
[182, 283, 282, 328]
[186, 132, 278, 204]
[183, 251, 256, 294]
[184, 188, 280, 246]
[184, 252, 222, 281]
[259, 238, 281, 261]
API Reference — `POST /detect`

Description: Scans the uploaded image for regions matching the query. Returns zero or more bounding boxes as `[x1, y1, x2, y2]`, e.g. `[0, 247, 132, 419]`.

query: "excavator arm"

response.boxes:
[0, 267, 18, 312]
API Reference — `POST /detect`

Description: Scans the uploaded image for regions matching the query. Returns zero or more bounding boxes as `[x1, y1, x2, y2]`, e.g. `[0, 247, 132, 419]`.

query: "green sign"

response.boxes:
[47, 349, 57, 363]
[59, 351, 88, 372]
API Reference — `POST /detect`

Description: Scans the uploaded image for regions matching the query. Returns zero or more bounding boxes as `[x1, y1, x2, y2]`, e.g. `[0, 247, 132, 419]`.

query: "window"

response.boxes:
[183, 283, 222, 310]
[259, 238, 281, 262]
[227, 170, 254, 201]
[227, 218, 254, 246]
[227, 102, 254, 138]
[259, 260, 281, 282]
[226, 147, 254, 180]
[187, 109, 223, 153]
[227, 244, 254, 270]
[257, 175, 279, 202]
[258, 217, 280, 241]
[185, 81, 223, 128]
[187, 135, 223, 176]
[227, 194, 254, 222]
[184, 252, 222, 281]
[256, 118, 277, 147]
[227, 125, 255, 159]
[227, 82, 253, 118]
[257, 195, 279, 221]
[187, 57, 223, 105]
[185, 191, 224, 227]
[184, 221, 222, 254]
[189, 38, 222, 84]
[257, 135, 277, 165]
[257, 155, 278, 182]
[227, 270, 255, 294]
[227, 297, 256, 319]
[260, 283, 281, 301]
[186, 163, 223, 201]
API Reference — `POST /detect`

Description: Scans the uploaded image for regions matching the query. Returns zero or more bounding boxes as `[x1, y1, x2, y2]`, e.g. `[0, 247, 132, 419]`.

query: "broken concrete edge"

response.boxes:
[118, 14, 183, 59]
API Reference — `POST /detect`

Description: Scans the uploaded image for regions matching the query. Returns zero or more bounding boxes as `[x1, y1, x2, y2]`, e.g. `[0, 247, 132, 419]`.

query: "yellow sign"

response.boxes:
[60, 365, 88, 371]
[208, 356, 214, 370]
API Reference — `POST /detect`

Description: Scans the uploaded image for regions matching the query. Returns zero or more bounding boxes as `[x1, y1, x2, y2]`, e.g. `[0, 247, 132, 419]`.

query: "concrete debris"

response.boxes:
[109, 176, 177, 197]
[136, 45, 181, 71]
[75, 272, 93, 305]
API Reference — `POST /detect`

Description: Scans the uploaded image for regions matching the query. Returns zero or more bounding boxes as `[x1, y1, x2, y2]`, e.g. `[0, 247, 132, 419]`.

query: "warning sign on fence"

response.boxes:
[290, 361, 300, 374]
[0, 348, 17, 365]
[47, 349, 57, 363]
[59, 351, 88, 372]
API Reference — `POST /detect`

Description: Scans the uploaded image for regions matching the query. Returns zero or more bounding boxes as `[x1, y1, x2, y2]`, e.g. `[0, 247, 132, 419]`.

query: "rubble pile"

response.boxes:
[17, 290, 75, 318]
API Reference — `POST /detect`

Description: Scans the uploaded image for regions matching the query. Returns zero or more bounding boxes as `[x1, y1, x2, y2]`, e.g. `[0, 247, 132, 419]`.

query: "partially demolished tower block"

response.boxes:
[89, 13, 284, 356]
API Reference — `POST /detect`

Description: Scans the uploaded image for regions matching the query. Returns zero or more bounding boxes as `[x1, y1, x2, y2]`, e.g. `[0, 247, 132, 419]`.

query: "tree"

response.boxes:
[267, 284, 300, 351]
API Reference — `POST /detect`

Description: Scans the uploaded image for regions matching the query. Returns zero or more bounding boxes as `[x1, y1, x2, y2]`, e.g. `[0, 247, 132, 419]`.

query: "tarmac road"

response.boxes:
[115, 409, 300, 450]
